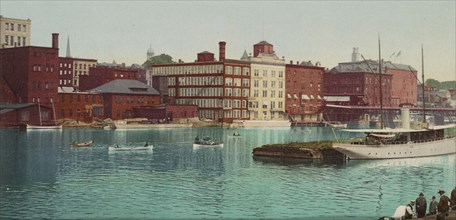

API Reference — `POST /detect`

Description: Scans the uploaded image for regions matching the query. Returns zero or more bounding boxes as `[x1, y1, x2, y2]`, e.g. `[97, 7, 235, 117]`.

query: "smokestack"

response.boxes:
[219, 41, 226, 62]
[52, 33, 59, 49]
[352, 47, 360, 62]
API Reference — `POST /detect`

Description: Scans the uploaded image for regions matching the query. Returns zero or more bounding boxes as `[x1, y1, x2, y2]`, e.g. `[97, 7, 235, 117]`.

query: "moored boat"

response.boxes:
[108, 144, 153, 151]
[26, 124, 63, 130]
[193, 136, 223, 148]
[70, 140, 93, 147]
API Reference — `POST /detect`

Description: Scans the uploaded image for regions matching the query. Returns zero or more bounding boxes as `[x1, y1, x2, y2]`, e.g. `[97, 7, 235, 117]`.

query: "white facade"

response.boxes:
[0, 16, 31, 48]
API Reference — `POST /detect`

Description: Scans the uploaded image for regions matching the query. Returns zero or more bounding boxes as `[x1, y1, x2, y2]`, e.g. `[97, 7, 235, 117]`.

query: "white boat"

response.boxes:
[193, 136, 223, 148]
[108, 145, 153, 151]
[70, 140, 93, 147]
[333, 44, 456, 160]
[26, 124, 63, 129]
[324, 121, 347, 128]
[333, 124, 456, 160]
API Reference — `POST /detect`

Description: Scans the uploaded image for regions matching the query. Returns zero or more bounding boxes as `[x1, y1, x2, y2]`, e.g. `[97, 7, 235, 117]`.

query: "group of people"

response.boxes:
[404, 187, 456, 220]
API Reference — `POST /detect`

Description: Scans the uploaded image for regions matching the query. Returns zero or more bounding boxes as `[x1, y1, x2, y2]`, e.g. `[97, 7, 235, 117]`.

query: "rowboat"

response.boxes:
[70, 140, 93, 147]
[193, 136, 223, 148]
[108, 145, 153, 151]
[26, 124, 63, 130]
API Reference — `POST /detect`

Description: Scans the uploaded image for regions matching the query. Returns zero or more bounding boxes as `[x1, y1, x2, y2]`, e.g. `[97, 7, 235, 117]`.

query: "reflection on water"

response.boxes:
[0, 127, 454, 219]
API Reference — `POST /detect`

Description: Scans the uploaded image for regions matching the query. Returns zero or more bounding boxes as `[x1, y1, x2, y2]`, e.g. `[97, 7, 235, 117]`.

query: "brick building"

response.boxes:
[58, 57, 97, 88]
[384, 62, 417, 106]
[79, 66, 139, 91]
[0, 33, 60, 108]
[87, 79, 160, 120]
[133, 104, 198, 121]
[151, 42, 251, 122]
[285, 61, 325, 122]
[57, 87, 104, 122]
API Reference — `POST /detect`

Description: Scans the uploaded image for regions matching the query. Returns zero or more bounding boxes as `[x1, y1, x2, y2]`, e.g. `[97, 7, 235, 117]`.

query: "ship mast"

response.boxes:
[421, 45, 427, 124]
[378, 35, 384, 129]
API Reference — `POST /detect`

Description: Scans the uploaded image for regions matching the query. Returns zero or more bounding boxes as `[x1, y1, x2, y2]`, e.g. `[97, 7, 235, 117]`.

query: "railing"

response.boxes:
[337, 136, 455, 145]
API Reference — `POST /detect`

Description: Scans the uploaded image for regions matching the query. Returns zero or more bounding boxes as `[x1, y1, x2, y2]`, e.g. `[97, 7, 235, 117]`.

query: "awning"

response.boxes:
[293, 94, 298, 99]
[310, 95, 315, 100]
[317, 95, 322, 100]
[287, 94, 291, 98]
[263, 101, 270, 106]
[301, 95, 310, 100]
[324, 96, 350, 102]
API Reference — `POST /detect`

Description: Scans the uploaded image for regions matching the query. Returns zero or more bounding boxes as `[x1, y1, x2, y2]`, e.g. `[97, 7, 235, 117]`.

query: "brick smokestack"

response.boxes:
[219, 41, 226, 62]
[52, 33, 59, 49]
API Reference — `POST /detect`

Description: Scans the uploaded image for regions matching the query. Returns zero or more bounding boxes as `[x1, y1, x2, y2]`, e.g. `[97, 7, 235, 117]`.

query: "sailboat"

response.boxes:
[27, 100, 62, 130]
[332, 42, 456, 160]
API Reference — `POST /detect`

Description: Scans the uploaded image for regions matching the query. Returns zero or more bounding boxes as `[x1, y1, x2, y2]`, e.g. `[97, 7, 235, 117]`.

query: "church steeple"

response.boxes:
[66, 36, 71, 57]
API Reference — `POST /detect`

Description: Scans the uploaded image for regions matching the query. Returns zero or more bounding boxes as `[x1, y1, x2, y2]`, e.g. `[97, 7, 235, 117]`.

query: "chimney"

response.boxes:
[219, 41, 226, 62]
[52, 33, 59, 49]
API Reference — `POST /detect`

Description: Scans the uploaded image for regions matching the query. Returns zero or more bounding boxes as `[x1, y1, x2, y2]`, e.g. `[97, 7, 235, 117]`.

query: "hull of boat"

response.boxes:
[70, 141, 93, 147]
[193, 143, 224, 148]
[26, 124, 63, 130]
[108, 145, 153, 151]
[333, 137, 456, 160]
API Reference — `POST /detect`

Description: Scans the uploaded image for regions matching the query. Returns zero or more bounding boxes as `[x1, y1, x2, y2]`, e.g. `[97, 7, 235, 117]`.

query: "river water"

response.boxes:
[0, 127, 454, 219]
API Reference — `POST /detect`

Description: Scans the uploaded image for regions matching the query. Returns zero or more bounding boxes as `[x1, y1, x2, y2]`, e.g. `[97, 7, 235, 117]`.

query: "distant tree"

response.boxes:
[440, 81, 456, 89]
[143, 54, 175, 69]
[425, 78, 440, 88]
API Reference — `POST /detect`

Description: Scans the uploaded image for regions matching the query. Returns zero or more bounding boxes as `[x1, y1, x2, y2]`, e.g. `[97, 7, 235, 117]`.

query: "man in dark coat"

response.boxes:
[437, 189, 451, 220]
[451, 186, 456, 210]
[415, 192, 427, 218]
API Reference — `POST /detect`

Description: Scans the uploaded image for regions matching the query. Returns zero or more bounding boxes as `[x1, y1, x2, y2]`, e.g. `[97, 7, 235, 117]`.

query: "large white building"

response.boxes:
[242, 41, 286, 120]
[0, 16, 31, 48]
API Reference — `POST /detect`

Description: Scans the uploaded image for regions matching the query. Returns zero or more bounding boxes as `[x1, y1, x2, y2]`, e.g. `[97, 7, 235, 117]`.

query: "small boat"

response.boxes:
[70, 140, 93, 147]
[26, 124, 63, 130]
[193, 136, 223, 148]
[227, 133, 242, 138]
[108, 144, 153, 151]
[324, 121, 347, 128]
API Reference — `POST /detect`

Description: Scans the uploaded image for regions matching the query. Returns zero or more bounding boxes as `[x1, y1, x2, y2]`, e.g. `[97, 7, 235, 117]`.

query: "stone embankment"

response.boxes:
[252, 141, 344, 159]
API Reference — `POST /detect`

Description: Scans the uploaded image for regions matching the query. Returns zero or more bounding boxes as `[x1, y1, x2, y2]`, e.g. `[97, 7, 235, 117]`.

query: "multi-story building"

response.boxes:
[72, 58, 97, 88]
[384, 62, 417, 106]
[324, 60, 393, 107]
[242, 41, 286, 121]
[79, 66, 139, 91]
[151, 42, 251, 122]
[285, 61, 325, 122]
[0, 33, 60, 108]
[87, 79, 160, 120]
[0, 16, 31, 48]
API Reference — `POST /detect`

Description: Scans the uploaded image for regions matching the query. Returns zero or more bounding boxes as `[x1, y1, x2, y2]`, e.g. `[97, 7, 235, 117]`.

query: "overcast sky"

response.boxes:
[2, 1, 455, 81]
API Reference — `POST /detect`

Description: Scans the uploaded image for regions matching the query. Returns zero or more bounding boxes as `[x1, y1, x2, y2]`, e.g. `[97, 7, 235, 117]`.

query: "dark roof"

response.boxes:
[255, 41, 272, 46]
[88, 79, 160, 95]
[198, 51, 213, 54]
[0, 103, 41, 114]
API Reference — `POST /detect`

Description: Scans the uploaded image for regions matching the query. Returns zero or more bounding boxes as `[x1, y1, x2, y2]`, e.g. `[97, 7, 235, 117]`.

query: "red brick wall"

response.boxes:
[285, 64, 325, 115]
[59, 57, 74, 87]
[386, 67, 417, 106]
[104, 94, 160, 120]
[56, 93, 104, 122]
[79, 66, 139, 91]
[0, 46, 59, 108]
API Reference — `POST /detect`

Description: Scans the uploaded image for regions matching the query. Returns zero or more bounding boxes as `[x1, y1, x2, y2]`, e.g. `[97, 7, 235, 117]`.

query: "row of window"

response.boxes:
[60, 94, 103, 103]
[33, 64, 54, 72]
[114, 95, 155, 105]
[177, 88, 223, 97]
[252, 90, 284, 98]
[251, 111, 285, 119]
[59, 79, 72, 85]
[153, 64, 224, 75]
[225, 78, 249, 87]
[253, 69, 284, 78]
[176, 76, 223, 86]
[223, 99, 247, 109]
[32, 81, 54, 90]
[248, 101, 284, 109]
[4, 23, 26, 32]
[175, 98, 222, 108]
[4, 35, 26, 46]
[59, 62, 96, 69]
[223, 110, 249, 119]
[253, 80, 284, 89]
[225, 66, 250, 75]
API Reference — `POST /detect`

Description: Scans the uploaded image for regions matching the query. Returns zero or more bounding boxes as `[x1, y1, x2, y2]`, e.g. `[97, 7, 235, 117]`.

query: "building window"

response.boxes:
[5, 35, 8, 45]
[262, 70, 267, 77]
[10, 36, 14, 46]
[5, 23, 9, 30]
[60, 109, 65, 117]
[21, 111, 30, 121]
[17, 37, 21, 46]
[23, 37, 26, 46]
[18, 24, 21, 31]
[23, 25, 26, 32]
[11, 23, 14, 31]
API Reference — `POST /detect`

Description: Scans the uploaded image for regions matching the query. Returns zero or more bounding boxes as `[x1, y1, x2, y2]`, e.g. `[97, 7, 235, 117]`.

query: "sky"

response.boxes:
[2, 1, 455, 81]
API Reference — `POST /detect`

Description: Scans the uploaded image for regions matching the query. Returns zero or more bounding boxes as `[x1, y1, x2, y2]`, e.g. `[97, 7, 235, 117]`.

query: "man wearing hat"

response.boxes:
[415, 192, 427, 218]
[404, 200, 416, 219]
[451, 186, 456, 210]
[437, 189, 450, 220]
